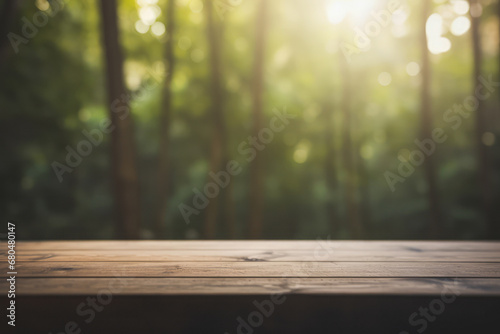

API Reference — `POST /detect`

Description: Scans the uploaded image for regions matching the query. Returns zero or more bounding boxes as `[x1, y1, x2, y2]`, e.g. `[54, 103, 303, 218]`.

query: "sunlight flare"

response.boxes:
[450, 16, 471, 36]
[326, 0, 378, 25]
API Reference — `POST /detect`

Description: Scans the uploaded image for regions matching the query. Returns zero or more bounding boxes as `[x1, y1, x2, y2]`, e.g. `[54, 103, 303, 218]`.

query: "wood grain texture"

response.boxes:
[9, 249, 500, 262]
[5, 261, 499, 278]
[1, 241, 499, 297]
[2, 241, 500, 333]
[3, 277, 499, 296]
[12, 240, 500, 251]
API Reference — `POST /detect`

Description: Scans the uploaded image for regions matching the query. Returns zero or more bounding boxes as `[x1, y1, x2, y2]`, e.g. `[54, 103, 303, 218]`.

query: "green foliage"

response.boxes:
[1, 0, 499, 239]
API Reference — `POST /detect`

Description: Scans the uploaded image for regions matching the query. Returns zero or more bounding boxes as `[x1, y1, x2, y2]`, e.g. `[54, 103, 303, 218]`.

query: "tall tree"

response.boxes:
[356, 134, 372, 235]
[322, 101, 339, 237]
[340, 59, 362, 238]
[99, 0, 141, 239]
[248, 0, 269, 239]
[155, 0, 176, 239]
[470, 0, 494, 236]
[420, 0, 443, 238]
[204, 0, 229, 238]
[0, 0, 22, 68]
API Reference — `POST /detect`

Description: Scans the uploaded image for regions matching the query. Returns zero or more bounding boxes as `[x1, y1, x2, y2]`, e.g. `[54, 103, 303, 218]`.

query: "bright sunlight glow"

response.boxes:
[326, 1, 349, 24]
[139, 6, 157, 25]
[450, 16, 471, 36]
[326, 0, 377, 25]
[426, 13, 451, 55]
[428, 37, 452, 55]
[451, 0, 469, 15]
[135, 20, 149, 34]
[426, 13, 443, 37]
[406, 62, 420, 76]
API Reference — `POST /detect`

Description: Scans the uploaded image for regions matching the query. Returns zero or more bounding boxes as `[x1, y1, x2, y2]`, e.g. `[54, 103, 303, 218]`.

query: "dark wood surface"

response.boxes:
[1, 240, 499, 333]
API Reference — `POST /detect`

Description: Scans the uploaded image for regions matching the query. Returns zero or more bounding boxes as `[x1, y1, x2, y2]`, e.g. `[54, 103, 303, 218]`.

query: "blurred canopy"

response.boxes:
[0, 0, 499, 240]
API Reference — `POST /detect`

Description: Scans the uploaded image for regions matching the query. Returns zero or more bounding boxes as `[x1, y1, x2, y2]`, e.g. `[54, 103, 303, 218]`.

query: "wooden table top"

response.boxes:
[3, 240, 500, 296]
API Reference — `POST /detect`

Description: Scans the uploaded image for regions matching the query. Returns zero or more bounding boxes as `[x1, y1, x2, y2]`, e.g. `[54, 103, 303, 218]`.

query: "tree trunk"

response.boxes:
[204, 0, 227, 239]
[340, 59, 362, 239]
[248, 0, 268, 239]
[356, 137, 372, 235]
[470, 0, 494, 236]
[0, 0, 22, 68]
[356, 73, 372, 236]
[421, 0, 443, 238]
[99, 0, 141, 239]
[322, 101, 339, 237]
[155, 0, 176, 239]
[224, 179, 236, 239]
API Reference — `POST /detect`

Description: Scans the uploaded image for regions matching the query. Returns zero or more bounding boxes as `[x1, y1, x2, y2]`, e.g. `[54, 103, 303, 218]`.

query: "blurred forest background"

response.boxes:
[0, 0, 499, 240]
